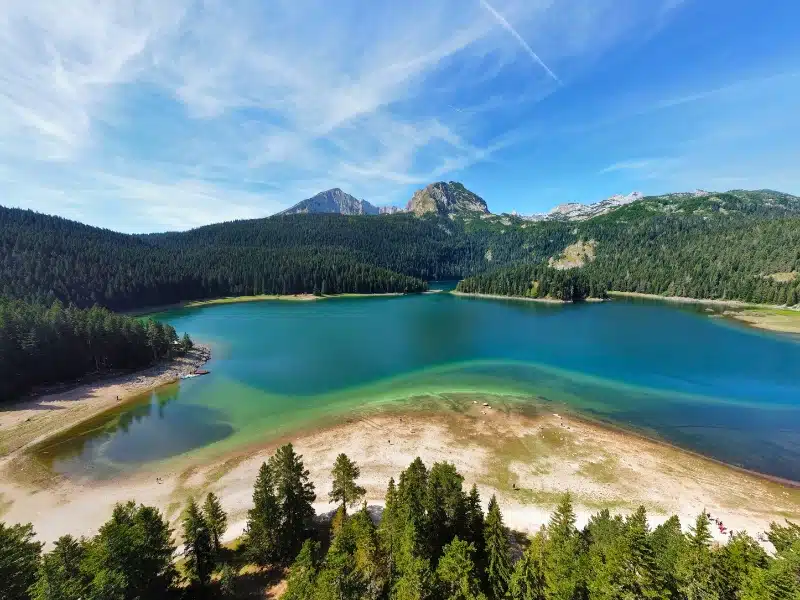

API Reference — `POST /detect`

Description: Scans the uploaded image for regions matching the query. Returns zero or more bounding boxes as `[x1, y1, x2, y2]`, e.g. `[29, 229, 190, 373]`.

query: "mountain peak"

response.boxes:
[279, 188, 381, 216]
[406, 181, 489, 216]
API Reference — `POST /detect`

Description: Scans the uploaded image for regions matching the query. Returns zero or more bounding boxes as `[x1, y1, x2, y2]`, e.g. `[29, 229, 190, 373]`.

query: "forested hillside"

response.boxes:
[0, 298, 192, 402]
[4, 449, 799, 599]
[459, 191, 800, 305]
[0, 209, 428, 310]
[2, 188, 799, 311]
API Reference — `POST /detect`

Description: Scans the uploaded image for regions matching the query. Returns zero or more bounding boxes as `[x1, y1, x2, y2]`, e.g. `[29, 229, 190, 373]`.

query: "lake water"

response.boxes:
[38, 291, 800, 481]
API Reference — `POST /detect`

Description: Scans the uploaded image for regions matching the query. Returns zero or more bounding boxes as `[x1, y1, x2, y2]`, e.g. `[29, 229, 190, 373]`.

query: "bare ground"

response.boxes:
[2, 404, 798, 548]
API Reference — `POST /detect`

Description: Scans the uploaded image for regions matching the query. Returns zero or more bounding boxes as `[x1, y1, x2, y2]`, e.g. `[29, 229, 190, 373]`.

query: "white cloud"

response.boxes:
[0, 0, 686, 230]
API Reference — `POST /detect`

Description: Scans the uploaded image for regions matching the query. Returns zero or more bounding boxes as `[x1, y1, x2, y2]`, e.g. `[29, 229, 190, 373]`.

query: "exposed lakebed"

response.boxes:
[36, 290, 800, 481]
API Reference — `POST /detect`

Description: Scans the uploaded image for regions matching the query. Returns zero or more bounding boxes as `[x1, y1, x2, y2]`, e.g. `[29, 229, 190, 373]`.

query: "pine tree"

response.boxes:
[435, 537, 487, 600]
[30, 535, 85, 600]
[394, 521, 433, 600]
[484, 495, 512, 599]
[398, 458, 429, 533]
[81, 502, 177, 600]
[0, 522, 43, 600]
[245, 462, 280, 565]
[509, 531, 546, 600]
[651, 515, 686, 597]
[543, 494, 584, 600]
[677, 513, 719, 600]
[330, 453, 367, 510]
[622, 506, 667, 599]
[424, 462, 467, 561]
[181, 497, 214, 587]
[464, 484, 487, 584]
[283, 540, 320, 600]
[269, 443, 317, 563]
[379, 477, 401, 587]
[219, 563, 237, 598]
[202, 491, 227, 555]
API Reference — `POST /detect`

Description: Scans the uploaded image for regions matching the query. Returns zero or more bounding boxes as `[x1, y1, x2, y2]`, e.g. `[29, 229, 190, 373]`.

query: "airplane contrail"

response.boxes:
[478, 0, 560, 83]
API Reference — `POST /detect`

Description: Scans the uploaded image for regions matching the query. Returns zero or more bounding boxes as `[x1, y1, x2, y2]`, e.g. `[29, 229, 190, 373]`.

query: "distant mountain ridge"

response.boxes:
[279, 188, 381, 216]
[521, 191, 644, 222]
[2, 186, 798, 313]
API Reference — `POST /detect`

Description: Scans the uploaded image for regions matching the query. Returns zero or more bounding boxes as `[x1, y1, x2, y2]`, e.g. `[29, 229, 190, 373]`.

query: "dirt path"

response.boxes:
[2, 406, 797, 548]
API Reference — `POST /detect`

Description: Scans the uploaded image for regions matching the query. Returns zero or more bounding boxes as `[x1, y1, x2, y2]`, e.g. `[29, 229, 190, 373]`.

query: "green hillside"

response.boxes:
[2, 188, 799, 310]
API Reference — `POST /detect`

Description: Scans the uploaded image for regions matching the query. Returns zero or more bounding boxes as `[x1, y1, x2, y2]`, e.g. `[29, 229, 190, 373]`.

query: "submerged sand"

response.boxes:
[608, 291, 800, 334]
[2, 403, 798, 548]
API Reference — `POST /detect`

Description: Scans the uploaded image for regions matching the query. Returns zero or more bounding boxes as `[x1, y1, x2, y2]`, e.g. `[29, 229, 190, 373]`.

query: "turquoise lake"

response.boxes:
[41, 290, 800, 481]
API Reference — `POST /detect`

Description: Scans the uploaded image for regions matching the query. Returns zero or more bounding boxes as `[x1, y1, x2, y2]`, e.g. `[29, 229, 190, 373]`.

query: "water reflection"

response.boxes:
[35, 383, 234, 479]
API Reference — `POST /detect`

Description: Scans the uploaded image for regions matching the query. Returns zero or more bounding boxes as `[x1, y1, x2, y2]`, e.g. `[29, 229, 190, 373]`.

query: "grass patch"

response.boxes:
[577, 457, 620, 484]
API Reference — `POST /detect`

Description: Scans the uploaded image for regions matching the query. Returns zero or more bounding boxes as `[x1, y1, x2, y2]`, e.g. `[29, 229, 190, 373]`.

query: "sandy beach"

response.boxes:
[2, 398, 798, 549]
[0, 344, 211, 460]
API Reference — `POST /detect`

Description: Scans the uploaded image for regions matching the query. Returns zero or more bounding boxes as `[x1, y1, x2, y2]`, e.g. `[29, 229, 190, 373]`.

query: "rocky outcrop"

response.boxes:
[406, 182, 489, 216]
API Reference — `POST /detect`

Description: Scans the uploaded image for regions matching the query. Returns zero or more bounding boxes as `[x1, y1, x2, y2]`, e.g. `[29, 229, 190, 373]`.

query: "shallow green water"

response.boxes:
[39, 290, 800, 481]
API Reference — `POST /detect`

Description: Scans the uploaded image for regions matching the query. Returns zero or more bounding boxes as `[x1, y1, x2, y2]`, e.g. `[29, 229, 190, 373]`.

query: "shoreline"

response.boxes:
[0, 344, 211, 460]
[450, 290, 571, 304]
[129, 292, 410, 316]
[2, 406, 799, 547]
[607, 291, 800, 334]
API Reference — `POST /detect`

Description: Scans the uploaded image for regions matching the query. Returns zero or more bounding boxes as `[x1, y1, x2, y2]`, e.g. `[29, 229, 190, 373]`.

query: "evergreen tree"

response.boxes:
[767, 520, 800, 553]
[330, 453, 367, 510]
[202, 491, 228, 555]
[268, 443, 317, 563]
[543, 494, 584, 600]
[181, 497, 214, 587]
[379, 477, 401, 587]
[677, 513, 719, 600]
[30, 535, 87, 600]
[283, 540, 320, 600]
[435, 537, 487, 600]
[464, 484, 487, 584]
[509, 531, 547, 600]
[398, 458, 429, 533]
[219, 563, 237, 598]
[245, 462, 280, 565]
[621, 506, 667, 599]
[651, 515, 686, 597]
[395, 521, 433, 600]
[424, 462, 467, 561]
[484, 495, 512, 599]
[81, 501, 177, 600]
[714, 531, 768, 600]
[0, 522, 43, 600]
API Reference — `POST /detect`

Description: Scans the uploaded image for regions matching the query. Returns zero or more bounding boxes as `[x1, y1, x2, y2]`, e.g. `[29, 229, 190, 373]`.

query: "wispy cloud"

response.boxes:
[599, 159, 665, 174]
[478, 0, 559, 82]
[0, 0, 708, 229]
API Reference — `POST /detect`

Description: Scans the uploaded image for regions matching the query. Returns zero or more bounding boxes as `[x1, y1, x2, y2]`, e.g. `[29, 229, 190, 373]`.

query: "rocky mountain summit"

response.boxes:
[279, 188, 381, 215]
[406, 181, 489, 216]
[523, 192, 644, 221]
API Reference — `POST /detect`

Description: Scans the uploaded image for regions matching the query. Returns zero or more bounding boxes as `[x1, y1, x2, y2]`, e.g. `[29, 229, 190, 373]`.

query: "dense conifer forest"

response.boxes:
[1, 188, 798, 400]
[3, 447, 799, 599]
[0, 298, 192, 403]
[455, 264, 605, 301]
[2, 189, 798, 311]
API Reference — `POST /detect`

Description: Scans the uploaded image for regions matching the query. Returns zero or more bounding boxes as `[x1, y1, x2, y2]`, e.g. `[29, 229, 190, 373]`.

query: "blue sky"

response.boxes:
[1, 0, 799, 232]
